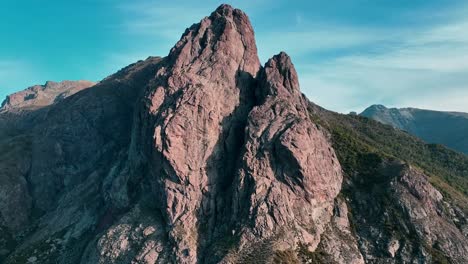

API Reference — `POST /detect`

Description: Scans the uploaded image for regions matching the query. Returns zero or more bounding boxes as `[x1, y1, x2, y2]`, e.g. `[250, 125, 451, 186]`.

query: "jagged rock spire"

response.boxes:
[122, 2, 344, 261]
[230, 51, 342, 261]
[132, 4, 263, 263]
[259, 52, 301, 98]
[166, 3, 260, 79]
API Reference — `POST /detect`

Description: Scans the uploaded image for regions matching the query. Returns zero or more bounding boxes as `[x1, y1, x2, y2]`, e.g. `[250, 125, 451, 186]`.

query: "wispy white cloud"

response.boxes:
[256, 26, 405, 62]
[102, 3, 208, 74]
[400, 87, 468, 113]
[116, 3, 208, 38]
[288, 8, 468, 113]
[0, 61, 29, 83]
[0, 60, 23, 78]
[115, 1, 269, 38]
[0, 60, 39, 99]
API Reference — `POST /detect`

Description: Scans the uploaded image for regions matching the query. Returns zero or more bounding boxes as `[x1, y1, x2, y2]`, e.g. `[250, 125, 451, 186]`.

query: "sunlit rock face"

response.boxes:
[1, 80, 95, 112]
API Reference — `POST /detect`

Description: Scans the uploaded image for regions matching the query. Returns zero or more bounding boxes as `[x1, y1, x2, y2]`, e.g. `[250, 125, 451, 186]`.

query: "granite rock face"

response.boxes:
[108, 5, 342, 262]
[1, 4, 467, 264]
[132, 5, 262, 262]
[341, 159, 468, 264]
[1, 5, 343, 263]
[230, 52, 342, 258]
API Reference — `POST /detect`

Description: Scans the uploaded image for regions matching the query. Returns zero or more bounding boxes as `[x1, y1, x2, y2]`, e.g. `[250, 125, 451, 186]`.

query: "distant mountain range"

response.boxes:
[361, 104, 468, 154]
[0, 80, 95, 112]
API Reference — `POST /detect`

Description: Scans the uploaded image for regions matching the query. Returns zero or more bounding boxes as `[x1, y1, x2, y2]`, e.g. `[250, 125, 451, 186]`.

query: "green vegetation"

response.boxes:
[425, 243, 452, 264]
[307, 103, 468, 261]
[296, 243, 335, 264]
[0, 224, 16, 262]
[5, 230, 66, 264]
[307, 103, 468, 210]
[273, 249, 300, 263]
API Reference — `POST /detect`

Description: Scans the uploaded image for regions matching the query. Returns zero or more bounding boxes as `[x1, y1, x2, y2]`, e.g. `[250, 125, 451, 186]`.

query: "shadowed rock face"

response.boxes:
[0, 4, 467, 264]
[340, 159, 468, 264]
[0, 57, 163, 262]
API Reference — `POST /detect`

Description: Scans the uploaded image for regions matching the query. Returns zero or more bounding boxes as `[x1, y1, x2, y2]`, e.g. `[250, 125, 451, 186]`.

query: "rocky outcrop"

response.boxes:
[1, 80, 95, 112]
[344, 160, 468, 263]
[228, 52, 342, 261]
[99, 5, 342, 263]
[317, 198, 365, 264]
[1, 57, 162, 263]
[133, 5, 261, 263]
[0, 4, 343, 264]
[1, 4, 467, 264]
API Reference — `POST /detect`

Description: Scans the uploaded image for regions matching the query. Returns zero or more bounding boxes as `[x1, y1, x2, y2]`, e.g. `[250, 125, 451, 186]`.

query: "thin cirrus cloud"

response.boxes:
[96, 2, 468, 115]
[255, 25, 406, 63]
[102, 3, 215, 74]
[0, 60, 39, 100]
[402, 88, 468, 113]
[288, 10, 468, 113]
[105, 1, 268, 74]
[114, 1, 269, 40]
[117, 4, 208, 38]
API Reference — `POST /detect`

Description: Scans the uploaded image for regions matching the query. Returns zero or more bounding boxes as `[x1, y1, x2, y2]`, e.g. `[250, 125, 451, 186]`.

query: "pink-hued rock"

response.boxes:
[318, 199, 365, 264]
[125, 4, 343, 262]
[1, 80, 95, 111]
[116, 5, 343, 262]
[134, 5, 261, 262]
[231, 52, 342, 256]
[394, 166, 468, 263]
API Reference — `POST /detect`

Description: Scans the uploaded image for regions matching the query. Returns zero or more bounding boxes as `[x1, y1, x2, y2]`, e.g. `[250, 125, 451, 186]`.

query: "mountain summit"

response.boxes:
[1, 4, 467, 264]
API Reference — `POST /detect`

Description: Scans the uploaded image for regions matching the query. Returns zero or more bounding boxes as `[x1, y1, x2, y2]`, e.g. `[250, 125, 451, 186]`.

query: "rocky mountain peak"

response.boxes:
[166, 4, 260, 80]
[119, 4, 342, 262]
[258, 52, 302, 105]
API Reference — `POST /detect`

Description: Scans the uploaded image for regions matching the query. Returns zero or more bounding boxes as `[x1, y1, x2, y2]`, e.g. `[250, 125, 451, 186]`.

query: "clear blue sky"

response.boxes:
[1, 0, 468, 113]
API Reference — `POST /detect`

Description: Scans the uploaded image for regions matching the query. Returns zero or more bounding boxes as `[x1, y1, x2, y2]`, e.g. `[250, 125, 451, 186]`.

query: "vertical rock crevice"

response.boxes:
[132, 4, 262, 263]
